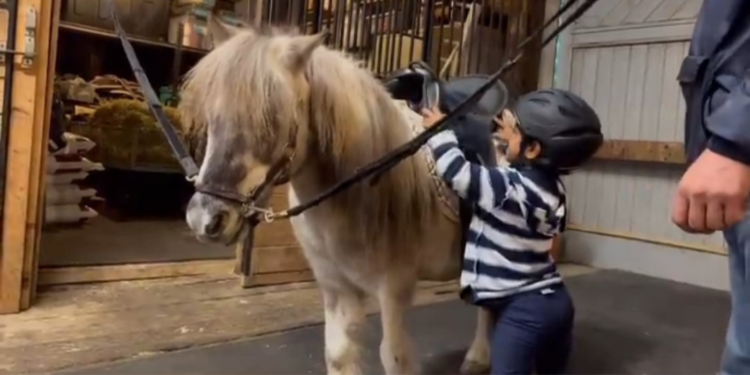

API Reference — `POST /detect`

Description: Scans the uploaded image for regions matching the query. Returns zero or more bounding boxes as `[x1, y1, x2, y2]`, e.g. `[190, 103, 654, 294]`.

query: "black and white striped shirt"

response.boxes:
[427, 130, 566, 302]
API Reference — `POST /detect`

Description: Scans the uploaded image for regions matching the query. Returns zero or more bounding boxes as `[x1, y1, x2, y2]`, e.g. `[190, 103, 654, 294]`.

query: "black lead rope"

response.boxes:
[109, 2, 200, 179]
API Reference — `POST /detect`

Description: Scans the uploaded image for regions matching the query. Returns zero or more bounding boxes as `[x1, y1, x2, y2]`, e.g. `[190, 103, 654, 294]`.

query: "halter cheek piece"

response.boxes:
[194, 122, 299, 223]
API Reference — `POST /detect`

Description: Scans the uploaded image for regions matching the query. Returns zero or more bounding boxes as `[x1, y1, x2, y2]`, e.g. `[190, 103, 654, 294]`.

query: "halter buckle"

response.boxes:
[241, 203, 277, 223]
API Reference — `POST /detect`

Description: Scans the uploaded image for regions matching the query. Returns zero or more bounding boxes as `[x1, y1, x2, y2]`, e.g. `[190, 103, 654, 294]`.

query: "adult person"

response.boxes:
[672, 1, 750, 374]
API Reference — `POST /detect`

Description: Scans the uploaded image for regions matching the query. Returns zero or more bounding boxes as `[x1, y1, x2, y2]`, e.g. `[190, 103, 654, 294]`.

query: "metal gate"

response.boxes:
[260, 0, 545, 96]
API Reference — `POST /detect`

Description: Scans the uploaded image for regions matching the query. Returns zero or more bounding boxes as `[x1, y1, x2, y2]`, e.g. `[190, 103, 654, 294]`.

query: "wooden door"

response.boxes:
[236, 185, 314, 288]
[0, 0, 60, 314]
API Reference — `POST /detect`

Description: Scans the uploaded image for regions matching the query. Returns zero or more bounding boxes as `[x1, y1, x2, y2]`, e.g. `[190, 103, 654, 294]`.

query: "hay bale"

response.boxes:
[84, 99, 185, 169]
[89, 99, 182, 131]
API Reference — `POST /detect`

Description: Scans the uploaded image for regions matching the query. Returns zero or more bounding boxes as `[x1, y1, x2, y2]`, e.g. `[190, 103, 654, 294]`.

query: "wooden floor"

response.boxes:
[40, 217, 234, 267]
[0, 264, 596, 375]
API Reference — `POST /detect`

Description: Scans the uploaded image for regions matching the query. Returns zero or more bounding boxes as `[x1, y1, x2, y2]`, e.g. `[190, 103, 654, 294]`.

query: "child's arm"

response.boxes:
[426, 128, 510, 209]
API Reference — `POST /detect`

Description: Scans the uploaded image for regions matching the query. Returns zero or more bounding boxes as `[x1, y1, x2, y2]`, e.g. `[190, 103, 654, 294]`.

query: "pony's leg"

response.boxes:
[461, 307, 494, 374]
[322, 285, 367, 375]
[377, 276, 418, 375]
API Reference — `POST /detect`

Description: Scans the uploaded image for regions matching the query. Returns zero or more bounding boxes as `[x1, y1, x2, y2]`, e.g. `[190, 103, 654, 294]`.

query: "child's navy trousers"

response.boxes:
[483, 284, 575, 375]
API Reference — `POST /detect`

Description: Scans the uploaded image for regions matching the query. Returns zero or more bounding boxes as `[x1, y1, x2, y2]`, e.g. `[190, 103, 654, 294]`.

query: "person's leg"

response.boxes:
[534, 286, 575, 375]
[489, 286, 574, 375]
[488, 298, 537, 375]
[721, 212, 750, 375]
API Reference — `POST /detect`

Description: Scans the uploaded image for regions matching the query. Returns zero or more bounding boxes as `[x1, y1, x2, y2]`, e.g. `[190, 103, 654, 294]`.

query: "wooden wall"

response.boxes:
[556, 0, 726, 256]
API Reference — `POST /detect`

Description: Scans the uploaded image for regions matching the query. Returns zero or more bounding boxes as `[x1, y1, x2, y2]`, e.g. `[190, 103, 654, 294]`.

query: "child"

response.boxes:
[422, 88, 603, 375]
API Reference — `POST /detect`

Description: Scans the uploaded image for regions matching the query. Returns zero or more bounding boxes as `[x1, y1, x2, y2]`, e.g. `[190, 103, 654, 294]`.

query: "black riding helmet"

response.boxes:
[510, 88, 603, 172]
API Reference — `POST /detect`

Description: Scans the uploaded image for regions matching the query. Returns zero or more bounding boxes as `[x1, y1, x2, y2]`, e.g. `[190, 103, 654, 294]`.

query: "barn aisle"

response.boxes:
[53, 267, 729, 375]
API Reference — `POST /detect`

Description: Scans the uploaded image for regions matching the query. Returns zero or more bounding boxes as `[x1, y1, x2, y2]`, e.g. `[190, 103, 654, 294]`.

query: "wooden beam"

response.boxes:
[37, 260, 236, 286]
[1, 0, 57, 314]
[25, 0, 62, 308]
[572, 19, 695, 48]
[593, 139, 686, 164]
[566, 224, 726, 256]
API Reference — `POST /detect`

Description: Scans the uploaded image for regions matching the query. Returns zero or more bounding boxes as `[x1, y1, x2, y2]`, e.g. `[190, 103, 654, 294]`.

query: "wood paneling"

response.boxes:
[562, 162, 726, 255]
[556, 0, 726, 255]
[575, 0, 702, 29]
[594, 140, 685, 164]
[238, 185, 312, 287]
[38, 260, 235, 285]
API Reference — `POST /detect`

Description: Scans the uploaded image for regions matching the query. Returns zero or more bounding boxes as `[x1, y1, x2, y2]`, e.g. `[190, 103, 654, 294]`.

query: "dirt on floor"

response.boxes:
[0, 264, 596, 375]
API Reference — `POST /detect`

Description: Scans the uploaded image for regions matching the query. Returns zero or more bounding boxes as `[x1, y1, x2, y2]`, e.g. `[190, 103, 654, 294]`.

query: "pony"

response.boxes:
[181, 17, 494, 375]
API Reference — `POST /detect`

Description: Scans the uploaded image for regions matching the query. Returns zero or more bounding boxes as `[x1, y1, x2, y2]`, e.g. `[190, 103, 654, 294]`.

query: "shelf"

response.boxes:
[59, 21, 210, 56]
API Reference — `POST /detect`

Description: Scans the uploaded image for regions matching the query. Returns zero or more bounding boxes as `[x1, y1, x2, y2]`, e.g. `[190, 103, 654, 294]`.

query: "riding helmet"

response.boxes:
[511, 88, 603, 171]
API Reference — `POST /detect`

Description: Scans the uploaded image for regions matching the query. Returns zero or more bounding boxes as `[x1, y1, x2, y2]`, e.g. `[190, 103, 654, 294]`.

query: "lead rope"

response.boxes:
[109, 0, 200, 180]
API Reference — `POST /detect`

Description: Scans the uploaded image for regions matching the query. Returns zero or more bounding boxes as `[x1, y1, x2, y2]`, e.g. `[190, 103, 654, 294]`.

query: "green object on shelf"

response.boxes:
[159, 86, 180, 106]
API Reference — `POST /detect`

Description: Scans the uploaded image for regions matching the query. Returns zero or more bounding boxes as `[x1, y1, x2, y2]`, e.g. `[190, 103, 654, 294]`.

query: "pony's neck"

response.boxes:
[301, 50, 417, 189]
[288, 50, 437, 245]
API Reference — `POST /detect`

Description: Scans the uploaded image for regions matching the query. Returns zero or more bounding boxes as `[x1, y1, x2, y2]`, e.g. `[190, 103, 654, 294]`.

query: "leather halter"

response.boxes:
[194, 119, 299, 223]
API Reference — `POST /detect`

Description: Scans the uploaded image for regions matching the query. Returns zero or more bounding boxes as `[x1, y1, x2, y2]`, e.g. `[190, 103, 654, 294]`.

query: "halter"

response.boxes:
[193, 122, 299, 223]
[109, 0, 599, 276]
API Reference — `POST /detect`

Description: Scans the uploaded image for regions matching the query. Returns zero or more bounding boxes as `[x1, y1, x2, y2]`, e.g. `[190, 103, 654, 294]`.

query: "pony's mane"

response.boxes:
[180, 26, 439, 248]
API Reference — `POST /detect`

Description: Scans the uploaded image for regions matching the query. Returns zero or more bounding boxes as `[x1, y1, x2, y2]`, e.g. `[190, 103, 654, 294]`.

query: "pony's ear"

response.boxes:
[286, 32, 328, 72]
[207, 13, 245, 47]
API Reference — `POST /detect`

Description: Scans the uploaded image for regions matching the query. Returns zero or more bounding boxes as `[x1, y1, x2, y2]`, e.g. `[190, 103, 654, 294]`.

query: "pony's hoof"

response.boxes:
[460, 360, 490, 375]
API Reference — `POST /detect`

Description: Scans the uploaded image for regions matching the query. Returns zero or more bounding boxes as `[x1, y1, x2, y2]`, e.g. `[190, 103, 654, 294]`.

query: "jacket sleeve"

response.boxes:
[426, 130, 510, 210]
[704, 77, 750, 165]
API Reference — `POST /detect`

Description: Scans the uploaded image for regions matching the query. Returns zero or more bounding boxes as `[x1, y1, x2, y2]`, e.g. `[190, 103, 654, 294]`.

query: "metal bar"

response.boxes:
[334, 0, 346, 49]
[351, 0, 362, 57]
[435, 3, 445, 73]
[408, 0, 418, 63]
[266, 0, 275, 23]
[345, 0, 355, 51]
[287, 0, 295, 25]
[421, 0, 434, 63]
[312, 0, 324, 33]
[0, 0, 19, 231]
[474, 0, 488, 74]
[303, 0, 312, 32]
[384, 0, 396, 72]
[374, 0, 384, 75]
[394, 0, 405, 69]
[363, 2, 374, 68]
[456, 1, 467, 76]
[445, 0, 456, 79]
[325, 0, 335, 43]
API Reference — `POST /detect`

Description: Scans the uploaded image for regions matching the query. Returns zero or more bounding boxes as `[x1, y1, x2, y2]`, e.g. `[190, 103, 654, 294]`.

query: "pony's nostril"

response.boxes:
[204, 212, 226, 237]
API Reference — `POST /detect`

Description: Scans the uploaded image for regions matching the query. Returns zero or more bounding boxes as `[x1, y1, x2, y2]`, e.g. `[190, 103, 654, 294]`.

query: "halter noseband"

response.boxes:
[194, 119, 299, 223]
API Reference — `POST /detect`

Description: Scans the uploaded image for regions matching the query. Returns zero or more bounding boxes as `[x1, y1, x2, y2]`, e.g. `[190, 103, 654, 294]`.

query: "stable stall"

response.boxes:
[0, 0, 315, 315]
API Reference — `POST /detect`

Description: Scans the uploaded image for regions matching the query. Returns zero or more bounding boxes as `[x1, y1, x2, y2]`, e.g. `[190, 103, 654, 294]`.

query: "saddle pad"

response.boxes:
[394, 100, 460, 223]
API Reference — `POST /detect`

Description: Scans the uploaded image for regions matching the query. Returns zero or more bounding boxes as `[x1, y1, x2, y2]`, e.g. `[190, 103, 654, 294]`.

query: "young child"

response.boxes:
[422, 88, 603, 375]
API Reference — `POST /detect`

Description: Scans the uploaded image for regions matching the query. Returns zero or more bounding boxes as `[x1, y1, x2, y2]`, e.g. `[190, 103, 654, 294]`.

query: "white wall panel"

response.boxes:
[557, 0, 726, 255]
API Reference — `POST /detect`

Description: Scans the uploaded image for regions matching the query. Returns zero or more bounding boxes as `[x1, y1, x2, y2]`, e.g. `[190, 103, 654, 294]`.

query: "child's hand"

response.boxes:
[421, 106, 444, 130]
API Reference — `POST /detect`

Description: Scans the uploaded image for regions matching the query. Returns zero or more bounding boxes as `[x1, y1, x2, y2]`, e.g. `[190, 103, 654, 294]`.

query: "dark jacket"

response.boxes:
[679, 0, 750, 165]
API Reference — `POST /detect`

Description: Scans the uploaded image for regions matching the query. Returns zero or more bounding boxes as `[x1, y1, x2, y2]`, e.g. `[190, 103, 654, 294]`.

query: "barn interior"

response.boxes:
[39, 0, 542, 274]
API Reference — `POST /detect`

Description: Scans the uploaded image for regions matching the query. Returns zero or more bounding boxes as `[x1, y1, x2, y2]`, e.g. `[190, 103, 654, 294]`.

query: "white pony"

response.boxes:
[182, 17, 494, 375]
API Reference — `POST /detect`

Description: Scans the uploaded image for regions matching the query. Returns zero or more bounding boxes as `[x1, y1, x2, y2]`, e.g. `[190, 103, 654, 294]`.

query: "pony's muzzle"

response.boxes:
[186, 192, 239, 244]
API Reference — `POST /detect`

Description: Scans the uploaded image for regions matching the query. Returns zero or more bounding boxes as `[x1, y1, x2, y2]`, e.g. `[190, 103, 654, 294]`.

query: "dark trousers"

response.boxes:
[486, 285, 575, 375]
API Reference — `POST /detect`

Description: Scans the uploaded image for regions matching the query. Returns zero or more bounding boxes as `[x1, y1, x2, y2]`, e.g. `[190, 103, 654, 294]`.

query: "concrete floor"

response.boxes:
[59, 270, 730, 375]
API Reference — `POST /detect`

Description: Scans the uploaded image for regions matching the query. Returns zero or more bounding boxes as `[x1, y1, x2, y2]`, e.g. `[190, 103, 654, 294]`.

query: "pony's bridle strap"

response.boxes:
[194, 121, 298, 223]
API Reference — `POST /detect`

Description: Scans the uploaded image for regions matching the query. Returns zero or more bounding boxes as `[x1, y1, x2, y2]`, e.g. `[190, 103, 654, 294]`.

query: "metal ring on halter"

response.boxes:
[241, 203, 278, 223]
